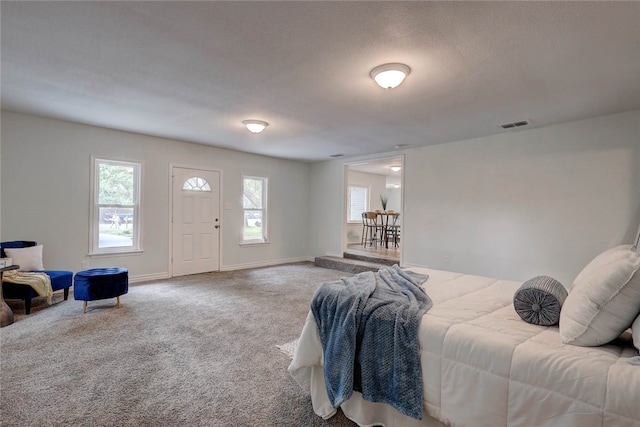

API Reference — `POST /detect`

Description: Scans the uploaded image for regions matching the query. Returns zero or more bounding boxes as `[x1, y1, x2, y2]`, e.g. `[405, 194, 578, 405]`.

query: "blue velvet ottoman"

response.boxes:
[74, 268, 128, 313]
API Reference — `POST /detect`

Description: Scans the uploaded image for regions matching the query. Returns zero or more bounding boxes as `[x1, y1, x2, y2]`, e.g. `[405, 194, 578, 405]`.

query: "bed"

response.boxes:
[289, 246, 640, 427]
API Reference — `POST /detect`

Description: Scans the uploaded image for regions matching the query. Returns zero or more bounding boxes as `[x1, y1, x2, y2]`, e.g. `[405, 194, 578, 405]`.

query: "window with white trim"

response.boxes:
[242, 176, 268, 244]
[91, 158, 142, 254]
[347, 185, 368, 223]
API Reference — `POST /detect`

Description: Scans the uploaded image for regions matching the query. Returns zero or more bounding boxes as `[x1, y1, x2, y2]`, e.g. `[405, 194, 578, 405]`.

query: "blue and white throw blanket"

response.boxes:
[310, 265, 431, 420]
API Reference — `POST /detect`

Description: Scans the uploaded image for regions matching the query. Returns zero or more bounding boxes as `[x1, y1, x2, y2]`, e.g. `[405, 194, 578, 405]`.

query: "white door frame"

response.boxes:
[169, 163, 224, 277]
[342, 155, 404, 265]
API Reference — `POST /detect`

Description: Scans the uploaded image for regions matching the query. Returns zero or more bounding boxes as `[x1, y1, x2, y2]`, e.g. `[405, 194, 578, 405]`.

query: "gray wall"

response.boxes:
[311, 110, 640, 285]
[3, 109, 639, 286]
[1, 111, 312, 281]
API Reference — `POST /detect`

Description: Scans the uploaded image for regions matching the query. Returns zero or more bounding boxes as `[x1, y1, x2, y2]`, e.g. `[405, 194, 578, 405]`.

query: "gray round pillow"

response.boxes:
[514, 276, 568, 326]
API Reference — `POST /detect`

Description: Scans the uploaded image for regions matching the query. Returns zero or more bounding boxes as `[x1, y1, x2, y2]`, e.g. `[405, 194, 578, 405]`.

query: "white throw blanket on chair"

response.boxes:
[2, 270, 53, 304]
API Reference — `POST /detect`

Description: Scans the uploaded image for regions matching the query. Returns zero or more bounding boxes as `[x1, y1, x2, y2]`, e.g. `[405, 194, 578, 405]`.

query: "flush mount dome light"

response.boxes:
[370, 63, 411, 89]
[390, 165, 402, 172]
[242, 119, 269, 133]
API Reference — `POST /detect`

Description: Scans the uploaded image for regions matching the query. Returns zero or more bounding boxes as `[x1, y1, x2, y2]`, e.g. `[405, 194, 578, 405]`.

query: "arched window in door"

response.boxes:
[182, 177, 212, 192]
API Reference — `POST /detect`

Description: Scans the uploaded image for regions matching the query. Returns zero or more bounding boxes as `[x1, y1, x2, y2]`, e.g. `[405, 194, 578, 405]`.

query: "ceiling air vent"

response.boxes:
[499, 120, 531, 130]
[330, 154, 344, 158]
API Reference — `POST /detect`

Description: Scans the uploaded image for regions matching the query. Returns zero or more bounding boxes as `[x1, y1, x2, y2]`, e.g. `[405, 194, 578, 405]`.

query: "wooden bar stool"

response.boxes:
[361, 212, 382, 248]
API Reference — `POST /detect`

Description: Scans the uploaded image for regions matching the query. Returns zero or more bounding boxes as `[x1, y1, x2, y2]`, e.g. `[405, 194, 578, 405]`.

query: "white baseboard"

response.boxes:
[127, 257, 317, 282]
[129, 272, 170, 284]
[220, 256, 314, 271]
[324, 251, 343, 258]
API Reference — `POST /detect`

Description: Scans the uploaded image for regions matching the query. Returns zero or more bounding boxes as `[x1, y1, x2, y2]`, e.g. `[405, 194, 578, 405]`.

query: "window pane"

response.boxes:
[99, 163, 134, 204]
[242, 176, 267, 244]
[98, 207, 134, 248]
[92, 158, 141, 254]
[243, 210, 263, 241]
[348, 186, 367, 222]
[183, 177, 211, 191]
[243, 178, 263, 209]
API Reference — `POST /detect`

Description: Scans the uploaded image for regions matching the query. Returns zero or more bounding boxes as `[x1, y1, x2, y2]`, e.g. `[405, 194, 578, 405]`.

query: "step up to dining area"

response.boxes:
[314, 256, 389, 274]
[314, 251, 398, 274]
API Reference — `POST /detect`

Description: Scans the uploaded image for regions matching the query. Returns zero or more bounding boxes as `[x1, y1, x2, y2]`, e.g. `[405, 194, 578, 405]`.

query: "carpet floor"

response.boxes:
[1, 263, 358, 427]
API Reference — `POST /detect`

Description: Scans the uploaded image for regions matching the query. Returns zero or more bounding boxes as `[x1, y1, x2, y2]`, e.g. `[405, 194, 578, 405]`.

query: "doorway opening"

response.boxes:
[344, 156, 403, 264]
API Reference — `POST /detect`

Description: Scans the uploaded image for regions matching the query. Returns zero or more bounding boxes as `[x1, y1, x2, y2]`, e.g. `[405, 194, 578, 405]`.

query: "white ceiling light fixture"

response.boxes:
[242, 119, 269, 134]
[370, 63, 411, 89]
[390, 165, 402, 172]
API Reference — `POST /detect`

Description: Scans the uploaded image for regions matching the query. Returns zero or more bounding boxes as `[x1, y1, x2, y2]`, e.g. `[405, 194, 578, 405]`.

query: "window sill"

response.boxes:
[239, 241, 270, 247]
[88, 250, 143, 258]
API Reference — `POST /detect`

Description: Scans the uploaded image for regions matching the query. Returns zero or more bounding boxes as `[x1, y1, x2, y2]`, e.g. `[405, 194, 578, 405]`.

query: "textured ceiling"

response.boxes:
[2, 1, 639, 162]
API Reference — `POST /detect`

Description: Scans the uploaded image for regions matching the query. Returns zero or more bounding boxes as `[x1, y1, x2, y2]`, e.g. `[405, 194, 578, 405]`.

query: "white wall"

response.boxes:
[385, 187, 402, 212]
[309, 160, 344, 258]
[0, 127, 2, 243]
[312, 110, 640, 285]
[1, 112, 312, 281]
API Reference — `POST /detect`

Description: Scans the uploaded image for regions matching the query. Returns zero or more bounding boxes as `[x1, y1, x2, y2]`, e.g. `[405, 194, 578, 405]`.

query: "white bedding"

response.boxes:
[289, 267, 640, 427]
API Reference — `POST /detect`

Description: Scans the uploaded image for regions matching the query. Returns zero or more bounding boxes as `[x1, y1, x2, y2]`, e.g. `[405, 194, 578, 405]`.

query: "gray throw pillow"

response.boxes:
[514, 276, 568, 326]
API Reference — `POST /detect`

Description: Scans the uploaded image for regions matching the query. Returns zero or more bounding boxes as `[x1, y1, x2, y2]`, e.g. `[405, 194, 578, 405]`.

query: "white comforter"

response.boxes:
[289, 267, 640, 427]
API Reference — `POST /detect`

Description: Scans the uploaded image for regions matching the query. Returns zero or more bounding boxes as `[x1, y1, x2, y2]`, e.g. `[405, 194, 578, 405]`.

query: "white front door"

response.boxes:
[172, 167, 221, 276]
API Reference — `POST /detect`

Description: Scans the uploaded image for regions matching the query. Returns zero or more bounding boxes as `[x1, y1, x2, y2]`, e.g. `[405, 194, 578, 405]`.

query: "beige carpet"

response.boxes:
[1, 263, 357, 427]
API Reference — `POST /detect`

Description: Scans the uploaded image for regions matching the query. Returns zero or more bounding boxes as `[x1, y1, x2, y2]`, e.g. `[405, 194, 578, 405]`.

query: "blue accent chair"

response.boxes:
[0, 241, 73, 314]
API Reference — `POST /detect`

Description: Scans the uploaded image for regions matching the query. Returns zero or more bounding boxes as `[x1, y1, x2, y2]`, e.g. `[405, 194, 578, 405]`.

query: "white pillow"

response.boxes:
[633, 313, 640, 352]
[4, 245, 44, 271]
[559, 245, 640, 346]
